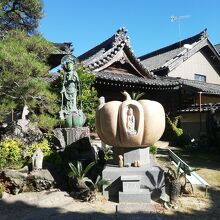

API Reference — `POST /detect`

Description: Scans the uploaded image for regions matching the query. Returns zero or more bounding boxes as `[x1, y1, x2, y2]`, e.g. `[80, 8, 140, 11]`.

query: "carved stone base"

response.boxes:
[113, 146, 150, 166]
[53, 127, 90, 151]
[102, 162, 166, 203]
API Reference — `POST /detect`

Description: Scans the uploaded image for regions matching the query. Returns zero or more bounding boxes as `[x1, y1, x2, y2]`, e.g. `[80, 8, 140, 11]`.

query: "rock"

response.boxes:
[19, 166, 29, 174]
[2, 192, 10, 199]
[27, 169, 56, 191]
[0, 169, 27, 194]
[53, 128, 66, 151]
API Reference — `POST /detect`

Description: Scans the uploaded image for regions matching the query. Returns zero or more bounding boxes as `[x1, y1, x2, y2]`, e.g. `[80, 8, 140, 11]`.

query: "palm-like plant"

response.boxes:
[68, 161, 95, 194]
[68, 161, 109, 201]
[68, 161, 95, 180]
[93, 175, 109, 192]
[165, 165, 183, 206]
[165, 162, 197, 208]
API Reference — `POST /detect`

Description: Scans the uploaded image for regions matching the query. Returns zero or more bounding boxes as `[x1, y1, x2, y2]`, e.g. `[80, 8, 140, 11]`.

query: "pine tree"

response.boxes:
[0, 0, 43, 35]
[0, 29, 59, 131]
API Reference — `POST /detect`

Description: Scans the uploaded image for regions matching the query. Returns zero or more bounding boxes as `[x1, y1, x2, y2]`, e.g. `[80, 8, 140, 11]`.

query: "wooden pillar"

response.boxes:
[199, 92, 202, 134]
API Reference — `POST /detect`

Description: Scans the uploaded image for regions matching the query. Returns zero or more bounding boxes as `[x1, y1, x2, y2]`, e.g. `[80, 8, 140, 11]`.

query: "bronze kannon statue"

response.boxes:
[59, 55, 85, 128]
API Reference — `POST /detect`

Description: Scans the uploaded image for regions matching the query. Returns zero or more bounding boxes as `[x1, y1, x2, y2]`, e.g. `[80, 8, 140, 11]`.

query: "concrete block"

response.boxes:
[124, 147, 149, 166]
[119, 189, 151, 203]
[102, 162, 166, 202]
[121, 175, 141, 192]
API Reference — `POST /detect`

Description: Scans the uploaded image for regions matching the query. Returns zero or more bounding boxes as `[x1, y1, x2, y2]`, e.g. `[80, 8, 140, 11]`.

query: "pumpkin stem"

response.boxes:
[122, 91, 132, 100]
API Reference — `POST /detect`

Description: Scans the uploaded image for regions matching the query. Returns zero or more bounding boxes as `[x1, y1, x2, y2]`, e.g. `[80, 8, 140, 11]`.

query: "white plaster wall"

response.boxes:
[169, 51, 220, 84]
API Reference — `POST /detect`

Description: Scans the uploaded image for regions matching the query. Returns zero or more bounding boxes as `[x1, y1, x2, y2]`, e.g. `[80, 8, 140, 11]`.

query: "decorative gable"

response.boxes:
[78, 28, 154, 79]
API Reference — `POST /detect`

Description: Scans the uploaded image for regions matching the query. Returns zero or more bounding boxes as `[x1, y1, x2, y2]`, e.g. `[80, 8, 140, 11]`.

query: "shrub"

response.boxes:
[0, 138, 24, 169]
[31, 114, 59, 132]
[149, 144, 157, 155]
[26, 138, 62, 166]
[0, 182, 6, 198]
[166, 115, 183, 137]
[27, 138, 52, 157]
[77, 64, 99, 132]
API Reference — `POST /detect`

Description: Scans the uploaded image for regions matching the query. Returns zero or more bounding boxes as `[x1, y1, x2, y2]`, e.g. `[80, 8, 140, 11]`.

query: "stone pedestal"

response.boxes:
[102, 159, 165, 203]
[119, 175, 150, 203]
[64, 127, 90, 146]
[53, 127, 90, 151]
[113, 146, 150, 166]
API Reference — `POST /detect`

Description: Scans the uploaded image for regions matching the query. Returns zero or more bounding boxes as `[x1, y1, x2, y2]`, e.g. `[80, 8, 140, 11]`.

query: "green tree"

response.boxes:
[0, 0, 43, 35]
[77, 64, 99, 132]
[0, 29, 59, 131]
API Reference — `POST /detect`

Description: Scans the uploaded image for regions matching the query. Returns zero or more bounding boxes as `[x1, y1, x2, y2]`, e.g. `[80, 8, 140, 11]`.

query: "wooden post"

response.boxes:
[199, 92, 202, 134]
[205, 185, 208, 197]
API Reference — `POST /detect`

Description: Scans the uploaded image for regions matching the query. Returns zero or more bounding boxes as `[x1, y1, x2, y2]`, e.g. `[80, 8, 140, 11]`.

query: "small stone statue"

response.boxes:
[14, 105, 30, 135]
[126, 107, 137, 135]
[32, 148, 44, 170]
[133, 160, 138, 167]
[118, 155, 123, 168]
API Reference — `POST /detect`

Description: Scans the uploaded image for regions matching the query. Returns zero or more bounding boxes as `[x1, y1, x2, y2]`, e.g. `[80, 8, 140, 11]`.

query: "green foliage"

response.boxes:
[68, 161, 96, 179]
[32, 114, 59, 132]
[166, 164, 184, 181]
[27, 138, 51, 157]
[0, 0, 43, 34]
[0, 182, 6, 197]
[77, 64, 99, 131]
[0, 138, 24, 169]
[149, 144, 157, 155]
[102, 145, 113, 161]
[94, 175, 109, 192]
[0, 29, 59, 131]
[131, 91, 145, 100]
[166, 115, 183, 137]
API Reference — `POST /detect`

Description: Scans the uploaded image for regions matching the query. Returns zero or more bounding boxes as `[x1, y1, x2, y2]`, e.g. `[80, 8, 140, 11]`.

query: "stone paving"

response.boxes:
[0, 190, 162, 220]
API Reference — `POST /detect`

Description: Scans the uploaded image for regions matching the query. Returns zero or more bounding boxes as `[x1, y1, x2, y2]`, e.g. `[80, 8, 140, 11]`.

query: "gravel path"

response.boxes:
[0, 190, 161, 220]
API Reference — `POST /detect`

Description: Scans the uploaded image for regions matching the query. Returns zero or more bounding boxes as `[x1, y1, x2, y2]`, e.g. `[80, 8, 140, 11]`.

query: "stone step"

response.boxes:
[119, 189, 151, 203]
[103, 165, 165, 202]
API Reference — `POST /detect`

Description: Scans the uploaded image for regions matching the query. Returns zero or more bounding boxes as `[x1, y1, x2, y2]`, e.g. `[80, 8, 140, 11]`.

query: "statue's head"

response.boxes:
[65, 61, 74, 71]
[61, 54, 78, 72]
[128, 107, 134, 115]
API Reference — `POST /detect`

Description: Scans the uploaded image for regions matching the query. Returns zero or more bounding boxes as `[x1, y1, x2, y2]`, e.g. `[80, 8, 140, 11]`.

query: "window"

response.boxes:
[194, 74, 206, 82]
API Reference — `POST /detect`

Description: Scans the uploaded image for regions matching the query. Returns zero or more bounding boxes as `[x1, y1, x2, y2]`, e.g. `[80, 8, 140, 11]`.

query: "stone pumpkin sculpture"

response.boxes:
[96, 92, 165, 147]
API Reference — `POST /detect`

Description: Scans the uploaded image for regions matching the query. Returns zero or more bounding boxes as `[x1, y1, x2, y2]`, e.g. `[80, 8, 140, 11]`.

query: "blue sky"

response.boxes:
[39, 0, 220, 57]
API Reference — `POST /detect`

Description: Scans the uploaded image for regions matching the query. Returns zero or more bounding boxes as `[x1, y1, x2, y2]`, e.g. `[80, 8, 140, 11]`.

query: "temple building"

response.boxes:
[77, 28, 220, 137]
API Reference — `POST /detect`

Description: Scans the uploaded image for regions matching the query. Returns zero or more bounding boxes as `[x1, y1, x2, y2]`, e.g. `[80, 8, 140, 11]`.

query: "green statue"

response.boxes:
[59, 55, 86, 128]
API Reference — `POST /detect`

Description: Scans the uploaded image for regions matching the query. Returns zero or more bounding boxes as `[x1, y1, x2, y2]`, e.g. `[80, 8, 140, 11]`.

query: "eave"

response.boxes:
[78, 28, 154, 79]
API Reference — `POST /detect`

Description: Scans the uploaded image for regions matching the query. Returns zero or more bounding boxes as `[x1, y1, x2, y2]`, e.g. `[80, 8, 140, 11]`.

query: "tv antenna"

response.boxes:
[170, 15, 190, 47]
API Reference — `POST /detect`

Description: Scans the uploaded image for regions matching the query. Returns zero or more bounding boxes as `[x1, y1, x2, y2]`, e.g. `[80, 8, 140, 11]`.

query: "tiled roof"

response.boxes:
[48, 42, 73, 69]
[95, 71, 180, 87]
[78, 28, 153, 78]
[181, 79, 220, 95]
[53, 42, 73, 54]
[139, 30, 208, 72]
[215, 44, 220, 54]
[46, 69, 220, 95]
[95, 71, 220, 94]
[179, 103, 220, 112]
[140, 47, 183, 71]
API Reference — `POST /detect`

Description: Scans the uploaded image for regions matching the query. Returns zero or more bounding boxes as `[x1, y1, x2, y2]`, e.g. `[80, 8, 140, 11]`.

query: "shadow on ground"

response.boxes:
[0, 187, 220, 220]
[0, 198, 160, 220]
